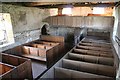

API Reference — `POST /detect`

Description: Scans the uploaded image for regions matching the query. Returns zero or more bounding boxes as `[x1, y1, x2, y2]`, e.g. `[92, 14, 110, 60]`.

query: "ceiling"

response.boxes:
[1, 0, 120, 2]
[2, 0, 120, 8]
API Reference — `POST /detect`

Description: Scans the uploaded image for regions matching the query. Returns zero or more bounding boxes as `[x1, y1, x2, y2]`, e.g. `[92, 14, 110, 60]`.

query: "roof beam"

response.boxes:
[31, 3, 116, 8]
[1, 0, 120, 2]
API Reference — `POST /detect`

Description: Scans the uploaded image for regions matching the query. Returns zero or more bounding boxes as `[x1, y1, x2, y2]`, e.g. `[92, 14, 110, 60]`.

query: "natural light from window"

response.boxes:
[50, 8, 58, 16]
[93, 7, 104, 14]
[0, 13, 14, 47]
[62, 8, 72, 15]
[0, 30, 5, 41]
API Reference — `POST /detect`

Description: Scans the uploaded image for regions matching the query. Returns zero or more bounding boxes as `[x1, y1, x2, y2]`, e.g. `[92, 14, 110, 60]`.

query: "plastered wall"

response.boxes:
[0, 3, 50, 52]
[112, 5, 120, 79]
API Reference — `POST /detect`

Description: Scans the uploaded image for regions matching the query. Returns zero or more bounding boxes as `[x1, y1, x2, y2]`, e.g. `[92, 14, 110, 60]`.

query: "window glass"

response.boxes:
[0, 13, 14, 47]
[62, 8, 72, 15]
[93, 7, 104, 14]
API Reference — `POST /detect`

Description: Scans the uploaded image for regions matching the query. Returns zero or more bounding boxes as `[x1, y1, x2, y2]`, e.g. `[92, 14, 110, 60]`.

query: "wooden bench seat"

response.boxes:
[81, 39, 111, 44]
[62, 59, 116, 77]
[55, 67, 113, 79]
[76, 45, 112, 52]
[73, 48, 113, 58]
[79, 42, 111, 48]
[68, 53, 114, 66]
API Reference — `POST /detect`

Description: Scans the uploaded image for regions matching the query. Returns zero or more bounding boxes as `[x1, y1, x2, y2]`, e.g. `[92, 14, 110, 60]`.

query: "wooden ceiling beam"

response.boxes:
[31, 2, 116, 8]
[1, 0, 119, 2]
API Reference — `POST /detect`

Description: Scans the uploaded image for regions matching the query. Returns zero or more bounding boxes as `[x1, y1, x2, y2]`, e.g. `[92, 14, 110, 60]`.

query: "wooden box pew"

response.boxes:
[0, 62, 15, 76]
[40, 47, 116, 79]
[62, 59, 116, 78]
[22, 46, 49, 61]
[34, 40, 59, 46]
[32, 42, 59, 53]
[27, 43, 53, 50]
[40, 35, 65, 62]
[33, 41, 59, 52]
[22, 45, 56, 67]
[33, 41, 60, 57]
[67, 52, 114, 66]
[1, 53, 33, 79]
[54, 67, 113, 80]
[83, 37, 110, 43]
[76, 43, 112, 52]
[2, 53, 27, 66]
[30, 43, 60, 63]
[40, 35, 65, 54]
[79, 42, 111, 49]
[81, 38, 111, 44]
[40, 41, 64, 53]
[72, 48, 113, 58]
[33, 40, 64, 64]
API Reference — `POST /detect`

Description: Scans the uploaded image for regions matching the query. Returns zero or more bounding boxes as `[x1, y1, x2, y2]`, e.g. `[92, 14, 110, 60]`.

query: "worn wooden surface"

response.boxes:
[1, 53, 33, 79]
[40, 35, 116, 79]
[40, 35, 64, 43]
[44, 16, 114, 31]
[0, 63, 14, 75]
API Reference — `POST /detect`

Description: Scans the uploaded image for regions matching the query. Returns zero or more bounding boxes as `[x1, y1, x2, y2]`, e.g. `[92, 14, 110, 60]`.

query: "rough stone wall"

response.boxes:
[0, 4, 50, 52]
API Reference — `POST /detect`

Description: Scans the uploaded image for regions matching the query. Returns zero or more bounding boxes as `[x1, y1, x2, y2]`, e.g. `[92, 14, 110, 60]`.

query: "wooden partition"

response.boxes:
[44, 16, 114, 31]
[40, 35, 64, 42]
[68, 53, 114, 66]
[40, 35, 116, 79]
[21, 35, 64, 67]
[34, 41, 59, 46]
[76, 45, 112, 52]
[22, 45, 54, 62]
[54, 67, 112, 79]
[3, 35, 65, 68]
[62, 59, 116, 77]
[79, 42, 111, 48]
[31, 44, 53, 49]
[40, 35, 65, 67]
[0, 63, 14, 75]
[0, 53, 33, 79]
[40, 35, 64, 53]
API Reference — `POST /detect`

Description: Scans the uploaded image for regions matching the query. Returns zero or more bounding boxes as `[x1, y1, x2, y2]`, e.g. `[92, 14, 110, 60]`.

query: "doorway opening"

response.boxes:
[41, 24, 48, 35]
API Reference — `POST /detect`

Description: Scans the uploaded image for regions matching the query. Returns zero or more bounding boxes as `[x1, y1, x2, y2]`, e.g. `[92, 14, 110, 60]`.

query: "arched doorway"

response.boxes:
[41, 24, 48, 35]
